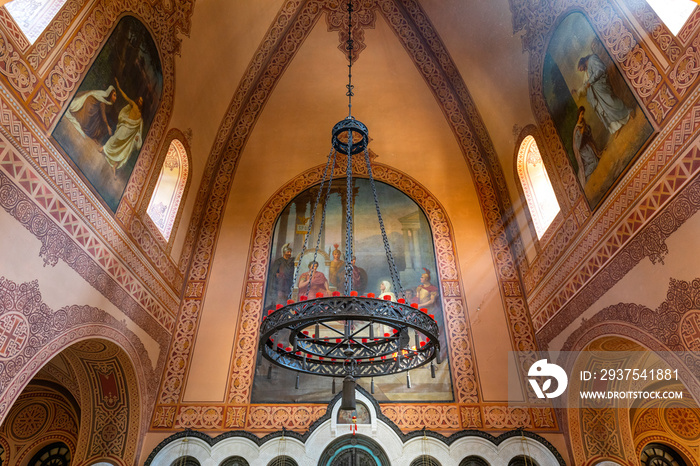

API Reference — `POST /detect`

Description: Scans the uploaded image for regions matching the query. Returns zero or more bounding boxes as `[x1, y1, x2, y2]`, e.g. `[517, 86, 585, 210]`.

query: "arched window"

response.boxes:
[645, 0, 696, 35]
[267, 457, 297, 466]
[517, 135, 560, 238]
[170, 457, 200, 466]
[5, 0, 68, 44]
[28, 442, 71, 466]
[410, 457, 441, 466]
[147, 138, 189, 240]
[319, 434, 390, 466]
[641, 443, 687, 466]
[460, 456, 490, 466]
[220, 457, 250, 466]
[508, 456, 539, 466]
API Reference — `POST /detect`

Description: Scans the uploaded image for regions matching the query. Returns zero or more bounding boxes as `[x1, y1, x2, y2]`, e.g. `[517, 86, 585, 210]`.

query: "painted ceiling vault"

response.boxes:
[0, 0, 699, 464]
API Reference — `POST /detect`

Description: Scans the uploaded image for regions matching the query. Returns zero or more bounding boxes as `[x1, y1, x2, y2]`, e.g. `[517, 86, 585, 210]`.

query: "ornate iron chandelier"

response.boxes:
[258, 0, 439, 410]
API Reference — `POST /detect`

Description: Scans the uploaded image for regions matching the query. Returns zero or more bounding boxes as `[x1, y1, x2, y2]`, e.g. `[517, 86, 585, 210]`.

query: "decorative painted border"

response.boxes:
[537, 141, 700, 344]
[0, 0, 201, 335]
[145, 388, 566, 466]
[0, 128, 176, 332]
[0, 277, 164, 466]
[0, 0, 194, 306]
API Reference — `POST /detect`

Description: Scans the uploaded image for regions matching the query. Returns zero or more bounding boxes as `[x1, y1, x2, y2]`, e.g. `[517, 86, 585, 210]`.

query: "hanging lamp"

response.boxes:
[258, 0, 439, 410]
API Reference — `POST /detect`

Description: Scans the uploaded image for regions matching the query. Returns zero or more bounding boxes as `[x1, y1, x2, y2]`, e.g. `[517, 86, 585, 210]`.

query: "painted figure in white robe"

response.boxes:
[573, 53, 631, 135]
[102, 78, 143, 174]
[378, 280, 396, 302]
[572, 106, 600, 187]
[65, 85, 117, 143]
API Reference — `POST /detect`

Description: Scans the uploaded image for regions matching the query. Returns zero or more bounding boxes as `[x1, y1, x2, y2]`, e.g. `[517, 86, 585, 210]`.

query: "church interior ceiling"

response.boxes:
[0, 0, 698, 464]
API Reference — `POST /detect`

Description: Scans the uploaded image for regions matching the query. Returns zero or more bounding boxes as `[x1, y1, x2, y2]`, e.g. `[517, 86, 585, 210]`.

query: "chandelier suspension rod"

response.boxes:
[346, 0, 354, 118]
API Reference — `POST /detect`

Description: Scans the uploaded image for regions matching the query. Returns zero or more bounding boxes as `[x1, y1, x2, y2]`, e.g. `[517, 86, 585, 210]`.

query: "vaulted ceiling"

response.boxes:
[167, 0, 532, 218]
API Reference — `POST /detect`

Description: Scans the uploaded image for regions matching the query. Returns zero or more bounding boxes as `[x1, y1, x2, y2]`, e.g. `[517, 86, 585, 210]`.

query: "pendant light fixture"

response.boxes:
[259, 0, 439, 411]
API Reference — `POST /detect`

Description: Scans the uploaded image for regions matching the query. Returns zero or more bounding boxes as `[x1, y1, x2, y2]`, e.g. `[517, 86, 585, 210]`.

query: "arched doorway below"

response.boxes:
[318, 435, 390, 466]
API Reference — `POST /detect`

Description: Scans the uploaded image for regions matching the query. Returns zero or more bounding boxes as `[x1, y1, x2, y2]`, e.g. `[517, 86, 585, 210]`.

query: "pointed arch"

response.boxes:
[516, 134, 560, 239]
[220, 159, 479, 408]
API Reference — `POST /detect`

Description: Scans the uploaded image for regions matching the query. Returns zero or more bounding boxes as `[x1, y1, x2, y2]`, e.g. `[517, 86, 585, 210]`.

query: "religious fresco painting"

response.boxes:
[52, 15, 163, 212]
[543, 13, 654, 209]
[254, 178, 453, 403]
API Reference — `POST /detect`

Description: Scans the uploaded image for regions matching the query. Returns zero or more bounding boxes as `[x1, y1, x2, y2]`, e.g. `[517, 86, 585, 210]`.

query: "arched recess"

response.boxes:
[145, 132, 192, 244]
[0, 380, 79, 466]
[0, 338, 144, 466]
[224, 158, 479, 406]
[640, 442, 692, 466]
[513, 126, 564, 253]
[171, 456, 201, 466]
[317, 435, 390, 466]
[508, 456, 539, 466]
[562, 335, 700, 466]
[409, 456, 441, 466]
[252, 177, 452, 403]
[460, 456, 489, 466]
[268, 457, 297, 466]
[0, 278, 156, 465]
[220, 456, 250, 466]
[0, 337, 144, 466]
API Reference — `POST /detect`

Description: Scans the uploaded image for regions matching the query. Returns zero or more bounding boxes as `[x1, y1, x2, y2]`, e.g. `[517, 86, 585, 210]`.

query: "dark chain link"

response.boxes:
[305, 149, 339, 296]
[363, 146, 404, 299]
[344, 132, 354, 295]
[289, 148, 336, 300]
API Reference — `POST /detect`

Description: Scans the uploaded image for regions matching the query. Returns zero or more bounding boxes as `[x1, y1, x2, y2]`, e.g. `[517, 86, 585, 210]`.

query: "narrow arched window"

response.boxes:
[147, 139, 189, 240]
[517, 135, 560, 238]
[5, 0, 69, 44]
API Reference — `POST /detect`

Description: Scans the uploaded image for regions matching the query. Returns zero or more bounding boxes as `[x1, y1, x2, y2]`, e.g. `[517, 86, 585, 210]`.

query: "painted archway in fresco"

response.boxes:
[253, 178, 452, 403]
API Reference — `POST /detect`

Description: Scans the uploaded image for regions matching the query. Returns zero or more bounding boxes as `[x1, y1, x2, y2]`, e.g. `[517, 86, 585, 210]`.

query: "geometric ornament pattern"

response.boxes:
[680, 310, 700, 352]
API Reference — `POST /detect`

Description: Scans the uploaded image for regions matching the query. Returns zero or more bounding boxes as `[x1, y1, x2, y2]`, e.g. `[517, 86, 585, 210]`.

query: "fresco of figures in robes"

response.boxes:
[253, 178, 454, 403]
[543, 12, 654, 209]
[52, 16, 162, 212]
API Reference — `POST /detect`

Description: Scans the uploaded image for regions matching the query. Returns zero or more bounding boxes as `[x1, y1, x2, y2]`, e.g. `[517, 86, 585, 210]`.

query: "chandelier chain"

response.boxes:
[306, 148, 340, 296]
[289, 147, 337, 301]
[362, 146, 404, 299]
[344, 130, 354, 295]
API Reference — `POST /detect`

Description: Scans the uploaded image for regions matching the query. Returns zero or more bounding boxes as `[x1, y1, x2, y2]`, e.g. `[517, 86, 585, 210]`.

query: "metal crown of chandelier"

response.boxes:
[258, 0, 440, 410]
